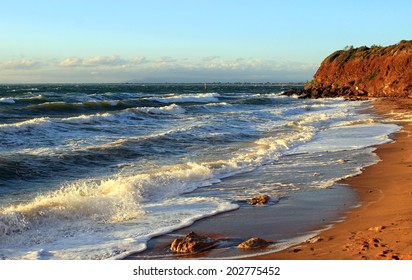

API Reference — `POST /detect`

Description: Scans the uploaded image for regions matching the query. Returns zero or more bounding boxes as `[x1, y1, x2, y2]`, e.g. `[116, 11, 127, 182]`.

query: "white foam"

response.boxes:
[85, 100, 119, 106]
[62, 112, 120, 124]
[291, 123, 400, 154]
[385, 110, 412, 122]
[138, 103, 186, 115]
[0, 168, 238, 259]
[149, 92, 221, 103]
[0, 117, 51, 134]
[0, 98, 15, 104]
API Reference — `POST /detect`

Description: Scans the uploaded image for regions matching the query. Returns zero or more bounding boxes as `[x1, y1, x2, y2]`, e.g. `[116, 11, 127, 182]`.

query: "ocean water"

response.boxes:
[0, 84, 399, 260]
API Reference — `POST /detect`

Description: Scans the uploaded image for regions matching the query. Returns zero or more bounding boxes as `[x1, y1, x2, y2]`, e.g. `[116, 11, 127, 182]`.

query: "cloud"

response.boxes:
[0, 59, 43, 70]
[59, 55, 129, 68]
[132, 56, 149, 65]
[82, 55, 127, 67]
[57, 55, 314, 74]
[59, 57, 82, 67]
[154, 56, 178, 66]
[0, 54, 317, 83]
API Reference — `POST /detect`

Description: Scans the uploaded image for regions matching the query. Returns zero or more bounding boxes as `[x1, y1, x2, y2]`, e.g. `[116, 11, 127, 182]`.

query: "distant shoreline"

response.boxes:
[0, 82, 306, 86]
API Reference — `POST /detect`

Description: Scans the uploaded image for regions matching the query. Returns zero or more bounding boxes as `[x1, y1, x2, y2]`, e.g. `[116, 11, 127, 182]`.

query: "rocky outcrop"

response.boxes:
[237, 237, 270, 249]
[170, 232, 217, 254]
[289, 40, 412, 98]
[247, 195, 270, 205]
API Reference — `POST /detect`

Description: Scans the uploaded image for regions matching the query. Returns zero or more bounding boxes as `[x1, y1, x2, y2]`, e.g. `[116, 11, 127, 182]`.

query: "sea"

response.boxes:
[0, 83, 399, 260]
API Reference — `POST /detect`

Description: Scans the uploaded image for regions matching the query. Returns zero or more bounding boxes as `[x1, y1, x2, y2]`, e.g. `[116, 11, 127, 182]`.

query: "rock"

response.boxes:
[237, 237, 270, 249]
[170, 232, 217, 254]
[247, 195, 270, 205]
[368, 225, 386, 232]
[307, 236, 323, 244]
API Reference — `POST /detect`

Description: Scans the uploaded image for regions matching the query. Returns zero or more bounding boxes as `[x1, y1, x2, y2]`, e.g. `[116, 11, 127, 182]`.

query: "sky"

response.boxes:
[0, 0, 411, 83]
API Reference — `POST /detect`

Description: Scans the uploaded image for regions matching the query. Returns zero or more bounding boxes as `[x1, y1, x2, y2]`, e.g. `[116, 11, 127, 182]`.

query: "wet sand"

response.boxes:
[126, 184, 358, 259]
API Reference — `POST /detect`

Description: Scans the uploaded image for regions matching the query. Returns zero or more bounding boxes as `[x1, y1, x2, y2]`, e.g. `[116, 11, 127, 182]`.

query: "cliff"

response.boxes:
[294, 40, 412, 99]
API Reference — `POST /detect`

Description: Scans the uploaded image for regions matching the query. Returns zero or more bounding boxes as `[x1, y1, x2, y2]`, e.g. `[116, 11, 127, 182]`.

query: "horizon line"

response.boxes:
[0, 81, 307, 85]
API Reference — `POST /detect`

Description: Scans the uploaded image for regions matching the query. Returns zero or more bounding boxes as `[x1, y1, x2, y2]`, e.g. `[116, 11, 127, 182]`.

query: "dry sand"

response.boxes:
[251, 98, 412, 260]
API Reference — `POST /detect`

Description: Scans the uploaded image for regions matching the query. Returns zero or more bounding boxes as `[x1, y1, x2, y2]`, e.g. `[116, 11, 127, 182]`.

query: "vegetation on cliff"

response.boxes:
[293, 40, 412, 99]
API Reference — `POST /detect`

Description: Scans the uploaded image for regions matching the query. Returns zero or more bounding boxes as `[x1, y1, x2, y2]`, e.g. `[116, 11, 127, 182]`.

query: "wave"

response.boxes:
[136, 103, 186, 115]
[0, 161, 237, 259]
[281, 106, 311, 116]
[0, 104, 185, 135]
[0, 98, 16, 104]
[62, 113, 120, 124]
[28, 100, 123, 111]
[237, 97, 275, 105]
[0, 124, 311, 236]
[61, 104, 185, 124]
[0, 117, 52, 134]
[0, 95, 48, 105]
[0, 121, 316, 237]
[148, 92, 221, 103]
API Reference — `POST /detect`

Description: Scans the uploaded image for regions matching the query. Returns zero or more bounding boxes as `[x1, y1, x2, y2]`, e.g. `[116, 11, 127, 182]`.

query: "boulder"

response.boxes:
[170, 232, 217, 254]
[247, 194, 270, 205]
[237, 237, 270, 249]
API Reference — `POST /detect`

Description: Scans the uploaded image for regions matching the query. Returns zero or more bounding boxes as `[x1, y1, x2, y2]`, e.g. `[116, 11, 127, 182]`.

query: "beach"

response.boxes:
[251, 98, 412, 260]
[126, 98, 412, 260]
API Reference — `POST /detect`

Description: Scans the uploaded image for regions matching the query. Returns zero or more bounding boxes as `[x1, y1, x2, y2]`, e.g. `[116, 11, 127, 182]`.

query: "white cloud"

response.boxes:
[82, 55, 126, 67]
[154, 56, 178, 65]
[59, 55, 129, 68]
[0, 55, 317, 83]
[59, 57, 82, 67]
[0, 59, 43, 70]
[132, 56, 149, 65]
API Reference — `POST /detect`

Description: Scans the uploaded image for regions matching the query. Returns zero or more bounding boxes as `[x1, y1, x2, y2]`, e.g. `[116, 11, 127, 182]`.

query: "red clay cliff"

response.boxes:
[291, 40, 412, 98]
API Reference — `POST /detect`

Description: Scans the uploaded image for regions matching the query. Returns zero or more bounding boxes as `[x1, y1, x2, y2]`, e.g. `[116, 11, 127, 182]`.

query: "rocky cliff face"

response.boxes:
[300, 40, 412, 98]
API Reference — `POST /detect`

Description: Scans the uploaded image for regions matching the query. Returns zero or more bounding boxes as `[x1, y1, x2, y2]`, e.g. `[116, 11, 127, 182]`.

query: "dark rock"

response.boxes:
[247, 194, 270, 205]
[170, 232, 217, 254]
[237, 237, 270, 249]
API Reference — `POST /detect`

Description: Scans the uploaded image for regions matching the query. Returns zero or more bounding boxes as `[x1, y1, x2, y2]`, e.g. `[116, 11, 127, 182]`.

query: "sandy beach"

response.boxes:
[251, 98, 412, 260]
[126, 97, 412, 260]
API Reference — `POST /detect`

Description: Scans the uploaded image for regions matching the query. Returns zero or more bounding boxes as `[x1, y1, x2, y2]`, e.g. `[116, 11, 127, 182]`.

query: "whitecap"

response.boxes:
[0, 117, 51, 134]
[137, 104, 186, 115]
[149, 92, 221, 103]
[0, 98, 16, 104]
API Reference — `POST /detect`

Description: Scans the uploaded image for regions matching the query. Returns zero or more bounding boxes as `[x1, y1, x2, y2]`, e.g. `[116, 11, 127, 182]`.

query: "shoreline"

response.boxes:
[126, 97, 412, 260]
[250, 98, 412, 260]
[125, 184, 358, 260]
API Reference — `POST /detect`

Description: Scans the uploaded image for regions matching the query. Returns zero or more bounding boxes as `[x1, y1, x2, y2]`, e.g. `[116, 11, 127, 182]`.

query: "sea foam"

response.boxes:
[149, 92, 221, 103]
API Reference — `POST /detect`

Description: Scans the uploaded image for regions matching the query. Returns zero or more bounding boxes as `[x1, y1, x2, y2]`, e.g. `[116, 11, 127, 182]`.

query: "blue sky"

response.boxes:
[0, 0, 410, 83]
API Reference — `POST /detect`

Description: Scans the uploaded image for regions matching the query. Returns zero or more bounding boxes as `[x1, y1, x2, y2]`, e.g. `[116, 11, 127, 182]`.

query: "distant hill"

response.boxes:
[292, 40, 412, 98]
